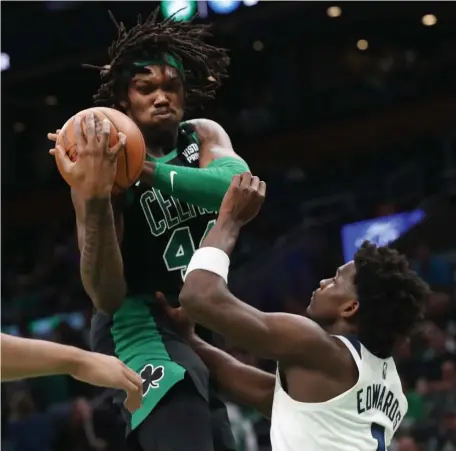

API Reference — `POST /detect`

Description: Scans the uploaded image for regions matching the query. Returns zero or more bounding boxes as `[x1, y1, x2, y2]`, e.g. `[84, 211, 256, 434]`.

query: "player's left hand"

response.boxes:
[219, 172, 266, 227]
[156, 292, 195, 341]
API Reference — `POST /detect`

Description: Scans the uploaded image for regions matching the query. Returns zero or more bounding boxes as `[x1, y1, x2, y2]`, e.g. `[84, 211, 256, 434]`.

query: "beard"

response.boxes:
[142, 123, 179, 150]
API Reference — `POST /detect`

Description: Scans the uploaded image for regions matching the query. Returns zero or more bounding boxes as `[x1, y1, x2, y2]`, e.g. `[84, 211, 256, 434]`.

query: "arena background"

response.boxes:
[1, 1, 455, 451]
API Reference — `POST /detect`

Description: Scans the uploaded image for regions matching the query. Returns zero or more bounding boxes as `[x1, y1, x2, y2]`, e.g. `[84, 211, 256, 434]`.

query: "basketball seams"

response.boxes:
[130, 135, 146, 185]
[126, 137, 146, 186]
[126, 125, 146, 186]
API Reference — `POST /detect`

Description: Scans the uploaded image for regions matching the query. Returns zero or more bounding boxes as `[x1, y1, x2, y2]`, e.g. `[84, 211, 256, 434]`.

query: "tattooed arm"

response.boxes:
[72, 189, 126, 314]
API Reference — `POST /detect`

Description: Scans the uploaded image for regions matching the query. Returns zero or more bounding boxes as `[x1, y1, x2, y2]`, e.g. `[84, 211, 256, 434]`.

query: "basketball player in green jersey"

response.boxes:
[48, 9, 248, 451]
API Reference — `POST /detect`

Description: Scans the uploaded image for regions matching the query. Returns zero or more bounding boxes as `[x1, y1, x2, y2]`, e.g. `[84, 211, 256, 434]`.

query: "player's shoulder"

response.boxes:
[183, 119, 238, 162]
[318, 334, 362, 380]
[184, 118, 230, 143]
[273, 313, 353, 375]
[184, 118, 225, 132]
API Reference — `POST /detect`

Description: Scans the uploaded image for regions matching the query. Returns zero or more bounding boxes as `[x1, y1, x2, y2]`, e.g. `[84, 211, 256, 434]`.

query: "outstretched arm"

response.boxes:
[1, 333, 142, 412]
[1, 333, 83, 380]
[180, 220, 333, 365]
[179, 174, 340, 369]
[140, 119, 249, 211]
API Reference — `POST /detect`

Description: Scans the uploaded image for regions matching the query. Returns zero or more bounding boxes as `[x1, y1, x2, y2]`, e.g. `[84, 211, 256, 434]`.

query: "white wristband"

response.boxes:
[184, 247, 230, 284]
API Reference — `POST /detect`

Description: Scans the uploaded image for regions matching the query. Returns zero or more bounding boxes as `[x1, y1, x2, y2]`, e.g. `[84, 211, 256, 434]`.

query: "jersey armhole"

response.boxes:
[333, 335, 363, 373]
[191, 131, 201, 147]
[180, 121, 201, 146]
[275, 365, 288, 393]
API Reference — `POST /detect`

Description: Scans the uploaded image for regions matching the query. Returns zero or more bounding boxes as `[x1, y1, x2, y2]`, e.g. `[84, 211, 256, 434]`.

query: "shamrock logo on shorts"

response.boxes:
[140, 364, 165, 396]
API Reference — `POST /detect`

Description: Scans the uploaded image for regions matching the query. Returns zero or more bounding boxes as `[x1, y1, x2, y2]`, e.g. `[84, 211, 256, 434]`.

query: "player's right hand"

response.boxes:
[47, 113, 126, 197]
[70, 350, 142, 413]
[156, 292, 195, 341]
[219, 172, 266, 227]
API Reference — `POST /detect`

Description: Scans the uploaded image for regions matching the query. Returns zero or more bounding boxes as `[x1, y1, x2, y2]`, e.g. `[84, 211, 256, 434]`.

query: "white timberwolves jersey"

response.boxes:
[270, 335, 407, 451]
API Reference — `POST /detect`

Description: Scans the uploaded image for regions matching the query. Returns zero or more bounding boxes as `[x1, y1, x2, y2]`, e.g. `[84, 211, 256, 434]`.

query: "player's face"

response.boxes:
[306, 261, 359, 327]
[123, 65, 185, 132]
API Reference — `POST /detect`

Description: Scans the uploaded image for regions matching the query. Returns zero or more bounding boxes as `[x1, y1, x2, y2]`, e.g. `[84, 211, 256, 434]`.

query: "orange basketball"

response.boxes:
[56, 107, 146, 193]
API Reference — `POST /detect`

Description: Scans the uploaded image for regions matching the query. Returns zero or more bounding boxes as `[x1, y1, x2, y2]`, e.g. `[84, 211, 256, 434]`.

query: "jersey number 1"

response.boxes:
[163, 220, 216, 280]
[371, 424, 386, 451]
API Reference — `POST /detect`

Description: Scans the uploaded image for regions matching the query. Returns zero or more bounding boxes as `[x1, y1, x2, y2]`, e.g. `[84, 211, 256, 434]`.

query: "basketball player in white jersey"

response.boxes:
[160, 172, 430, 451]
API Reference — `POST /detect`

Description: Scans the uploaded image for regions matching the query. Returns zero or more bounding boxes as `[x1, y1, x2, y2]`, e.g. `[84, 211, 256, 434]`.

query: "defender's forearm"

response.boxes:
[179, 219, 240, 324]
[180, 219, 280, 358]
[189, 335, 274, 417]
[81, 198, 126, 314]
[1, 333, 81, 381]
[180, 219, 239, 320]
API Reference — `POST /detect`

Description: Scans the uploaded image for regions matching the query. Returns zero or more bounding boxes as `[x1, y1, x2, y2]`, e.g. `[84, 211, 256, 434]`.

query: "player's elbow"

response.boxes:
[179, 282, 203, 314]
[179, 275, 220, 318]
[92, 293, 125, 315]
[83, 279, 126, 315]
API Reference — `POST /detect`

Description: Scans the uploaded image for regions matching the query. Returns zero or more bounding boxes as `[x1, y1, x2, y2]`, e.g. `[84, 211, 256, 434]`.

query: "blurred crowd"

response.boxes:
[2, 156, 455, 451]
[2, 2, 456, 451]
[3, 2, 455, 197]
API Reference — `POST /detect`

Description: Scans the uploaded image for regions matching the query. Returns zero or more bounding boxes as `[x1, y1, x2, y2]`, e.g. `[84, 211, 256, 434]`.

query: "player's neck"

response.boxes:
[324, 320, 358, 338]
[144, 127, 179, 159]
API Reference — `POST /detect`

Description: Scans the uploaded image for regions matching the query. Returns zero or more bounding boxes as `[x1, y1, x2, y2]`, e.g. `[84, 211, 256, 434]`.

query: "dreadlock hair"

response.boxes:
[353, 241, 430, 359]
[85, 8, 230, 109]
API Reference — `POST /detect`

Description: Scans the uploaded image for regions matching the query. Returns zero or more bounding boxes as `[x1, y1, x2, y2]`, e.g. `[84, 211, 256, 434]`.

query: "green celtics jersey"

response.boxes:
[90, 123, 216, 432]
[122, 122, 217, 296]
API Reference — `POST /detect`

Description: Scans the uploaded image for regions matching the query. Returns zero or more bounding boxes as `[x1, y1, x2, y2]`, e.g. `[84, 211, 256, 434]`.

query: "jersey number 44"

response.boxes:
[163, 220, 216, 281]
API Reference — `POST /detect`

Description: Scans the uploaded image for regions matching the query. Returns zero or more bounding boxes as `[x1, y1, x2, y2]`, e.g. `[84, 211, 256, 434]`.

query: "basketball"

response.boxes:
[56, 107, 146, 193]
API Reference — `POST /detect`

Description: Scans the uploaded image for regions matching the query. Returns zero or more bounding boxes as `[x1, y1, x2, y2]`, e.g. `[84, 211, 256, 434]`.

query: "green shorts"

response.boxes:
[112, 296, 187, 430]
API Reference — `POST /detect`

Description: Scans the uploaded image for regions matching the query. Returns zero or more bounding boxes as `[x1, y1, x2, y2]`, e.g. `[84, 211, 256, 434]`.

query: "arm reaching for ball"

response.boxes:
[48, 113, 127, 314]
[179, 174, 340, 369]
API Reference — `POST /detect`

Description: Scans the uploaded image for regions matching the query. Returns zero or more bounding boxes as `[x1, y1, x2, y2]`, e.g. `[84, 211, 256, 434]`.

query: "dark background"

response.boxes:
[1, 2, 455, 451]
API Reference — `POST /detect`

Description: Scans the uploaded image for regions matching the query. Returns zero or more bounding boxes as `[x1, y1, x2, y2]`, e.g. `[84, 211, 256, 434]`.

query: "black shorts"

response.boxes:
[127, 376, 236, 451]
